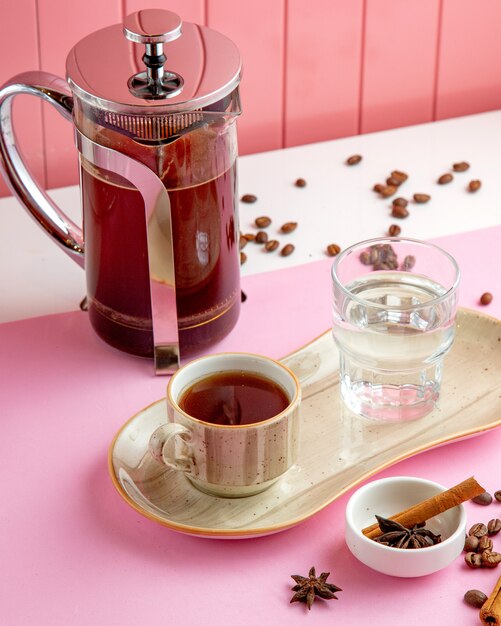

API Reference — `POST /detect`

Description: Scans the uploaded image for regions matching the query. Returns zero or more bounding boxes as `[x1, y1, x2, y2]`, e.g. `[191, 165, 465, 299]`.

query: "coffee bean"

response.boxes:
[480, 292, 493, 305]
[472, 492, 493, 505]
[388, 224, 401, 236]
[391, 205, 409, 219]
[380, 185, 397, 197]
[469, 180, 481, 192]
[481, 551, 501, 567]
[369, 246, 381, 265]
[326, 243, 341, 257]
[241, 194, 257, 203]
[488, 519, 501, 535]
[255, 216, 271, 228]
[346, 154, 362, 165]
[295, 178, 307, 187]
[373, 183, 385, 193]
[413, 193, 431, 203]
[255, 231, 268, 244]
[465, 552, 483, 568]
[495, 490, 501, 502]
[360, 251, 372, 265]
[386, 176, 401, 187]
[401, 255, 416, 271]
[478, 536, 494, 552]
[281, 243, 295, 257]
[453, 161, 470, 172]
[464, 590, 487, 608]
[392, 197, 408, 208]
[469, 523, 488, 538]
[264, 239, 279, 252]
[391, 170, 408, 183]
[280, 221, 298, 234]
[438, 173, 453, 184]
[240, 251, 247, 264]
[239, 235, 248, 250]
[243, 233, 256, 241]
[464, 535, 479, 552]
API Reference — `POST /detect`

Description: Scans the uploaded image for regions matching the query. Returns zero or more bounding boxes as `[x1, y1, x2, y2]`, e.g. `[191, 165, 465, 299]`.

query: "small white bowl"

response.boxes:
[345, 476, 467, 577]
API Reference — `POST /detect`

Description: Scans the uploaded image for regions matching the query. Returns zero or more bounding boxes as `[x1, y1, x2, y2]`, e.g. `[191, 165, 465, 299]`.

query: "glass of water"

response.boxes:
[331, 237, 460, 421]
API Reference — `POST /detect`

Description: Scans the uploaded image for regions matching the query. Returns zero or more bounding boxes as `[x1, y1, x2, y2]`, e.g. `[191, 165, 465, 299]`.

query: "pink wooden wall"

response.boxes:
[2, 0, 501, 197]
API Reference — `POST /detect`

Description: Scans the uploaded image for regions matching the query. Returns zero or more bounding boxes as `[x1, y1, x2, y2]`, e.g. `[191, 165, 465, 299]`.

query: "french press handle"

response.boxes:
[0, 71, 84, 266]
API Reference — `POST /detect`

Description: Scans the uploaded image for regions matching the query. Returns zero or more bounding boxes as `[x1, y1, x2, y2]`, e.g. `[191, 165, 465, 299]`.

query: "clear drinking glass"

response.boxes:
[331, 237, 460, 421]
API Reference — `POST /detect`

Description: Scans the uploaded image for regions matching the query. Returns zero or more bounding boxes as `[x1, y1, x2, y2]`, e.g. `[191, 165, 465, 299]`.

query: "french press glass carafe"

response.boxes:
[0, 9, 242, 373]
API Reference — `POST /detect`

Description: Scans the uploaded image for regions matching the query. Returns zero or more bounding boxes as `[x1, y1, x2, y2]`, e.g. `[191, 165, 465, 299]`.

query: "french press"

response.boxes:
[0, 9, 242, 373]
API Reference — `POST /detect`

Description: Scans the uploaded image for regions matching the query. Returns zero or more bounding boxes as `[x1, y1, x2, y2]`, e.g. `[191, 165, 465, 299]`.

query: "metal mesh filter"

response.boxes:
[102, 110, 205, 143]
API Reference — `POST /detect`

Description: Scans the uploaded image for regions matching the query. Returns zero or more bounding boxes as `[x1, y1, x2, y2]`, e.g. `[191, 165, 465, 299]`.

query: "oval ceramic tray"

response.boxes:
[109, 308, 501, 538]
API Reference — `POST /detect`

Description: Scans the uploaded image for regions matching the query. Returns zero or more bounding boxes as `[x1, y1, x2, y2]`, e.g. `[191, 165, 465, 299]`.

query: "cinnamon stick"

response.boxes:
[480, 573, 501, 625]
[362, 477, 485, 539]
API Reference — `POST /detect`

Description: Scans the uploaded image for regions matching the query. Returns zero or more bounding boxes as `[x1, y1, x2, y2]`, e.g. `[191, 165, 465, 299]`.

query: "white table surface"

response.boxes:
[1, 110, 500, 324]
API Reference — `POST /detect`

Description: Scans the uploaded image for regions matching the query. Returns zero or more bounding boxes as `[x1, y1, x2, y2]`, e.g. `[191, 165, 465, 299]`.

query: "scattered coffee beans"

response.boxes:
[438, 173, 453, 184]
[391, 170, 408, 183]
[240, 251, 247, 264]
[453, 161, 470, 172]
[391, 205, 409, 219]
[294, 178, 307, 187]
[373, 183, 385, 193]
[465, 552, 483, 568]
[392, 197, 408, 208]
[464, 535, 479, 552]
[495, 491, 501, 502]
[241, 194, 257, 203]
[264, 239, 279, 252]
[280, 222, 298, 234]
[388, 224, 401, 236]
[326, 243, 341, 257]
[255, 231, 269, 244]
[472, 492, 493, 506]
[281, 244, 295, 257]
[464, 589, 487, 608]
[239, 235, 248, 250]
[346, 154, 362, 165]
[386, 176, 401, 186]
[413, 193, 431, 203]
[243, 233, 256, 241]
[468, 180, 481, 192]
[480, 292, 493, 305]
[464, 517, 501, 571]
[469, 523, 488, 538]
[255, 216, 271, 228]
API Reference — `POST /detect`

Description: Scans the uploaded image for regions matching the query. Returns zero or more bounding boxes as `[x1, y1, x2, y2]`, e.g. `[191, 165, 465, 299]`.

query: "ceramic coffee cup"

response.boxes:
[149, 353, 301, 497]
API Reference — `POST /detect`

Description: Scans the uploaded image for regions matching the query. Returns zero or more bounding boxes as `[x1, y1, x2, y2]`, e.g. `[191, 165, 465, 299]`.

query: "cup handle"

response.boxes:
[149, 423, 196, 475]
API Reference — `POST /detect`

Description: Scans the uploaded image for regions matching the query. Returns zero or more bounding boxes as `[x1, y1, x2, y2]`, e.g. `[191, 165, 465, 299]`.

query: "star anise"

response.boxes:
[373, 515, 442, 549]
[290, 566, 342, 610]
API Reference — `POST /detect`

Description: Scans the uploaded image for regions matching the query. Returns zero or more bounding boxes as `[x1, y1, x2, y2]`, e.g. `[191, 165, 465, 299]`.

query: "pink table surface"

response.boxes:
[1, 226, 501, 626]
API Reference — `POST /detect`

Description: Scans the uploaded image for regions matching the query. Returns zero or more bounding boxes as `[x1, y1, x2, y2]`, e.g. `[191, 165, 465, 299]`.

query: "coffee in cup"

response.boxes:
[149, 353, 301, 497]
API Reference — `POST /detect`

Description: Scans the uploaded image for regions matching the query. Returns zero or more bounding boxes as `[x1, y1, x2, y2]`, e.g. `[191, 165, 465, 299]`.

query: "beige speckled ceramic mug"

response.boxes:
[149, 353, 301, 497]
